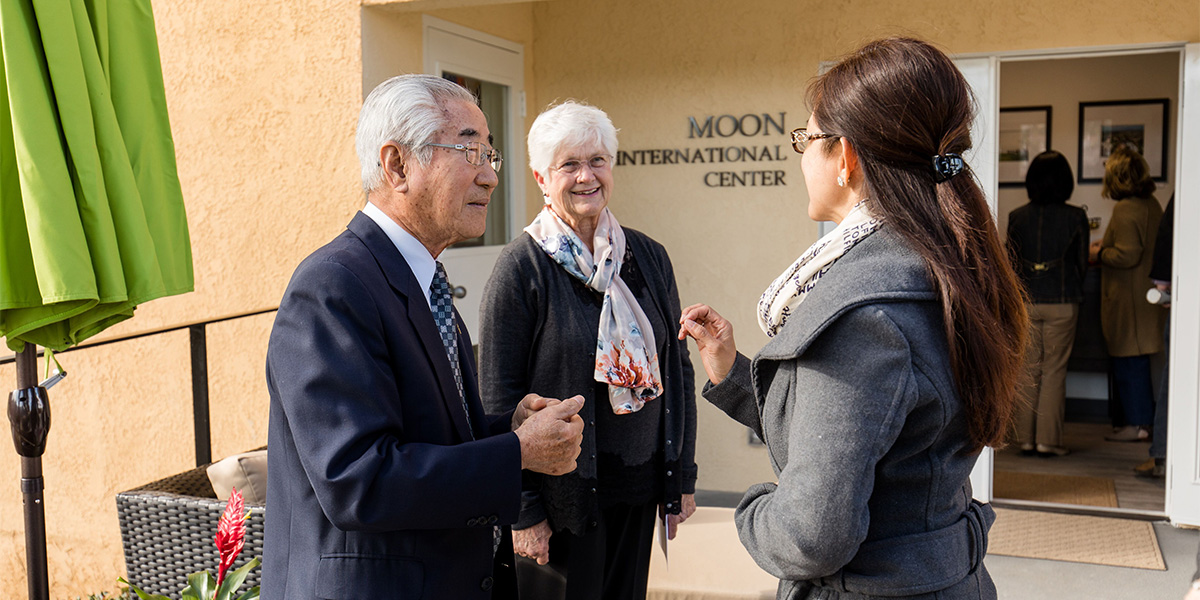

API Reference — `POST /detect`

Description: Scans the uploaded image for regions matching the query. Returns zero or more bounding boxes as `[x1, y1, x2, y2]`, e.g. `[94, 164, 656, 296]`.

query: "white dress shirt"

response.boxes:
[362, 201, 436, 309]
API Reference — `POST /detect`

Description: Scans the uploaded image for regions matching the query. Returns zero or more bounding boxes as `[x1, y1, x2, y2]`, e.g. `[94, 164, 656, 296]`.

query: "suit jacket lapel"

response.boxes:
[347, 212, 475, 442]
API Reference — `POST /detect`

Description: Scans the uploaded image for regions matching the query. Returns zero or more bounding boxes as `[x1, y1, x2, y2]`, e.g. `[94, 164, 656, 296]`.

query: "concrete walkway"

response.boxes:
[696, 490, 1200, 599]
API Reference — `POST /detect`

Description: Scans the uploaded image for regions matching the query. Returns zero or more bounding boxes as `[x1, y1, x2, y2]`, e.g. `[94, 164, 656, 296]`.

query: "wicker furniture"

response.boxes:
[116, 464, 265, 597]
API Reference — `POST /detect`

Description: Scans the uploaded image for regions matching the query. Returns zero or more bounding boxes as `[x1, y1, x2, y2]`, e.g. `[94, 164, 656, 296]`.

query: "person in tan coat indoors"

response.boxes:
[1088, 144, 1165, 443]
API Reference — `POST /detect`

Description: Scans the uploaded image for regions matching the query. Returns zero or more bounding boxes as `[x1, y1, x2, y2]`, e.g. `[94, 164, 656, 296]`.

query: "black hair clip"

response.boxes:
[932, 153, 965, 183]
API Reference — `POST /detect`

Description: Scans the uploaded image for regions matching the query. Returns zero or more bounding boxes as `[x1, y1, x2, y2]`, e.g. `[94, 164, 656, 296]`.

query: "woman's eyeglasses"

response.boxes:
[790, 128, 838, 154]
[427, 141, 503, 172]
[551, 155, 612, 174]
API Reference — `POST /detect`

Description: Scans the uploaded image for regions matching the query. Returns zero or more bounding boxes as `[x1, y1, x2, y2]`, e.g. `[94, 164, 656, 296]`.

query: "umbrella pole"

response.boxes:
[9, 344, 50, 600]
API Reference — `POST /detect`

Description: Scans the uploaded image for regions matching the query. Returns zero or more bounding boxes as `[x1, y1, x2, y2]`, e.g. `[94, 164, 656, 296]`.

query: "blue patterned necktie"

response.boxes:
[430, 261, 473, 434]
[432, 262, 499, 553]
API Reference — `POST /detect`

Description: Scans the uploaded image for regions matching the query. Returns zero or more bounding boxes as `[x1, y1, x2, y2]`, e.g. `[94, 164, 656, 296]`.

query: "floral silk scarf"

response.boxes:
[757, 201, 882, 337]
[525, 206, 663, 414]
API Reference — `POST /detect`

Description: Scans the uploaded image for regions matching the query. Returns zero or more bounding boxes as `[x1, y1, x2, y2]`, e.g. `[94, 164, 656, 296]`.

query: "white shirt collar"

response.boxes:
[362, 201, 436, 307]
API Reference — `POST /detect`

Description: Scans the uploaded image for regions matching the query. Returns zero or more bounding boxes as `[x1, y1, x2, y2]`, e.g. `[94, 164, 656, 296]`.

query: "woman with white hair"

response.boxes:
[480, 101, 698, 600]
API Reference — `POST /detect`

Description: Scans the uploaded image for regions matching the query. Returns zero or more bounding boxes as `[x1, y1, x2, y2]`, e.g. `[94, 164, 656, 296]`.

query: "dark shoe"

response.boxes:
[1036, 444, 1070, 457]
[1105, 426, 1150, 442]
[1134, 458, 1165, 478]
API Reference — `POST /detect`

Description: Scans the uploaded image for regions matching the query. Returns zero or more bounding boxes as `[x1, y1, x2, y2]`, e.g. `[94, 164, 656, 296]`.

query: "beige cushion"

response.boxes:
[206, 450, 268, 505]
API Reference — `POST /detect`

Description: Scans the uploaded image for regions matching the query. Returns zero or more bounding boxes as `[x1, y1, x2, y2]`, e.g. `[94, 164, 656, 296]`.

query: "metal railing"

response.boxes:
[3, 307, 278, 466]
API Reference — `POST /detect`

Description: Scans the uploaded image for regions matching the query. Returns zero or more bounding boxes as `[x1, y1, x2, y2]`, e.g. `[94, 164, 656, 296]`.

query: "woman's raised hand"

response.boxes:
[678, 304, 737, 385]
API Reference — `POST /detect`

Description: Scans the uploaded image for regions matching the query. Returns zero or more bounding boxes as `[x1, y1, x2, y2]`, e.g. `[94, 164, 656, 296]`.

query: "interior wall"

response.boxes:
[998, 53, 1179, 414]
[997, 53, 1180, 239]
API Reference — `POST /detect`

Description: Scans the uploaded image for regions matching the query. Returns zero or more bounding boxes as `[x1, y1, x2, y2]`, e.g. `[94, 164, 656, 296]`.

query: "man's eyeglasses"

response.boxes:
[790, 128, 838, 154]
[427, 141, 503, 172]
[551, 155, 612, 174]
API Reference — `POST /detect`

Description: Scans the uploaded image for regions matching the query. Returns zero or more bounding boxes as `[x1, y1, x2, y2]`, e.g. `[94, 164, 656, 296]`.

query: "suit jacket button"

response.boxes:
[481, 576, 494, 591]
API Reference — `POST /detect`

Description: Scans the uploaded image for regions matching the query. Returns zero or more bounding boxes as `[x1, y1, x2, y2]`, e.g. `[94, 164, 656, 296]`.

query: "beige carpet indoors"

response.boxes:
[989, 470, 1165, 570]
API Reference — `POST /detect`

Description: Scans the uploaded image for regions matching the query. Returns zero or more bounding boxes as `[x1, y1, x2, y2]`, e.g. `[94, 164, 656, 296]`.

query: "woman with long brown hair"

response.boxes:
[678, 37, 1026, 599]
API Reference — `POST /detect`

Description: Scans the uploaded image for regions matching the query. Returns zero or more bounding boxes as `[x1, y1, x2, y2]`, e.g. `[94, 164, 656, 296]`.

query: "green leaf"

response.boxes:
[181, 571, 217, 600]
[215, 557, 261, 600]
[233, 586, 260, 600]
[116, 578, 171, 600]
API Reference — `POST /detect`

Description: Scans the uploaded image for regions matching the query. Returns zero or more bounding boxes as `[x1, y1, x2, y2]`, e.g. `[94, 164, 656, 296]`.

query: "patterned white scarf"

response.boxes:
[757, 201, 882, 337]
[525, 206, 663, 414]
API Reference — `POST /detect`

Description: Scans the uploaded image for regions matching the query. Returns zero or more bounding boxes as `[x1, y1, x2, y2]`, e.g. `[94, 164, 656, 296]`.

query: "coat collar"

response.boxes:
[756, 226, 939, 362]
[346, 212, 477, 442]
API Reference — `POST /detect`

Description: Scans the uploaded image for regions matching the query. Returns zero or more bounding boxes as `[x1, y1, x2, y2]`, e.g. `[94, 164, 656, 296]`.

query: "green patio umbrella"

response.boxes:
[1, 0, 193, 598]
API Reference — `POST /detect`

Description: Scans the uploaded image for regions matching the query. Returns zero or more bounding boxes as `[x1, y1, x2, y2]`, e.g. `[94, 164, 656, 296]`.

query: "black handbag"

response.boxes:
[514, 555, 568, 600]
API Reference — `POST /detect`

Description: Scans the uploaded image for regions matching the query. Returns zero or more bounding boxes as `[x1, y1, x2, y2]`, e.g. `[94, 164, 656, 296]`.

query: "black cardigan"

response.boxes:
[478, 227, 698, 535]
[1006, 202, 1090, 304]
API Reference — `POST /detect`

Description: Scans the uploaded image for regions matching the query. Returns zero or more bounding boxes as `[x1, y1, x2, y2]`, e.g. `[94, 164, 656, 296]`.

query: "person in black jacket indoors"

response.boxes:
[1006, 150, 1090, 457]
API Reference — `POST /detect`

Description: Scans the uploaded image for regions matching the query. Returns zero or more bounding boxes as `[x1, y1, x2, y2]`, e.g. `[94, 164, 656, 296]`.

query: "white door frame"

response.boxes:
[423, 15, 526, 239]
[954, 55, 1000, 503]
[1166, 43, 1200, 527]
[422, 16, 526, 340]
[957, 41, 1199, 527]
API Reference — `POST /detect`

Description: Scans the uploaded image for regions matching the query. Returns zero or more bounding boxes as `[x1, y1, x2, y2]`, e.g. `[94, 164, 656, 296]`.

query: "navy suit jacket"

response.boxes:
[263, 212, 521, 600]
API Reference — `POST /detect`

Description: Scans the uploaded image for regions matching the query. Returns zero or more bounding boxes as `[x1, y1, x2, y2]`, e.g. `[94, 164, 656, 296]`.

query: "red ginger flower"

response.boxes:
[214, 486, 248, 588]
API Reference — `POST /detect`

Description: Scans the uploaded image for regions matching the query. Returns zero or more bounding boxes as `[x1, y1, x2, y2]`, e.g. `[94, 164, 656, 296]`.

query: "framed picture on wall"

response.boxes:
[1077, 99, 1169, 183]
[998, 106, 1052, 187]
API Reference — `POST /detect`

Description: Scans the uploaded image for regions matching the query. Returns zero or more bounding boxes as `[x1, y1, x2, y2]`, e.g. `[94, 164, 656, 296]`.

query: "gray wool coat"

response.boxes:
[705, 227, 997, 600]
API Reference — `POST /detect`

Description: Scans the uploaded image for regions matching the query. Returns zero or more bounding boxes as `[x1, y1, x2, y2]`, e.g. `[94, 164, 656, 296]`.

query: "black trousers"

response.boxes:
[517, 501, 658, 600]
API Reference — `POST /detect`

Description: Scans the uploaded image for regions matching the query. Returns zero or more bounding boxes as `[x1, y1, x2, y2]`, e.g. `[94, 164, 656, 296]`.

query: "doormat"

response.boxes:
[987, 507, 1165, 570]
[993, 470, 1117, 507]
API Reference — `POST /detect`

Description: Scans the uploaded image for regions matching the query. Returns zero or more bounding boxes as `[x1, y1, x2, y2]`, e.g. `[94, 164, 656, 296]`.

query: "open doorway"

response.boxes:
[993, 50, 1179, 515]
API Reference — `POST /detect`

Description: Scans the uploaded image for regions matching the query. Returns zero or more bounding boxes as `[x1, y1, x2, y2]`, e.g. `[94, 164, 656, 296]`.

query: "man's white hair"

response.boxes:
[527, 101, 618, 175]
[356, 74, 478, 192]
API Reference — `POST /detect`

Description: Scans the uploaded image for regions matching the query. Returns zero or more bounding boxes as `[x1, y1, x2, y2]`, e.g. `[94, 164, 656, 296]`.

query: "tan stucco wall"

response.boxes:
[2, 0, 1197, 596]
[527, 0, 1198, 497]
[1, 0, 365, 595]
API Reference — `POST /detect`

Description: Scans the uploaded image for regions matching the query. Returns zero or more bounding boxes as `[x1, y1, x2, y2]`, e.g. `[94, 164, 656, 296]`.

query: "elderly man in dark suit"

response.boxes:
[263, 74, 585, 600]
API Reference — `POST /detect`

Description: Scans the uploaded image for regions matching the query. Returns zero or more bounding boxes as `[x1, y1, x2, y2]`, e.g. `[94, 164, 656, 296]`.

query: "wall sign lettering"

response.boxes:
[616, 112, 791, 187]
